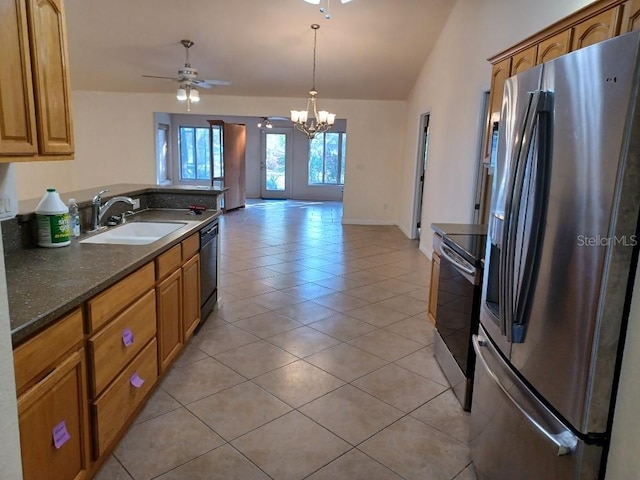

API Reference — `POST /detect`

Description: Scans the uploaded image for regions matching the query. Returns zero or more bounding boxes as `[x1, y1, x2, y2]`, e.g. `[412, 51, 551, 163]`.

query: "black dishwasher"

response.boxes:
[199, 219, 218, 325]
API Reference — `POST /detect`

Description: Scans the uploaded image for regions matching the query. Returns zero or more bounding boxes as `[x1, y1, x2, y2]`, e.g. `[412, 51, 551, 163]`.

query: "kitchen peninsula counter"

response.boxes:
[4, 184, 226, 345]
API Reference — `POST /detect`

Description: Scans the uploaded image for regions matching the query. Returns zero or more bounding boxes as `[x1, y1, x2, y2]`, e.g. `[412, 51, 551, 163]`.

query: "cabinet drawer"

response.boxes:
[93, 338, 158, 457]
[156, 244, 181, 281]
[14, 308, 84, 395]
[88, 262, 155, 332]
[17, 349, 90, 480]
[182, 232, 199, 261]
[88, 290, 157, 397]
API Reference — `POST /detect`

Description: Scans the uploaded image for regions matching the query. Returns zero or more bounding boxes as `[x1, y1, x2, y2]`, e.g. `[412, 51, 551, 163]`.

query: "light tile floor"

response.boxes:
[96, 200, 476, 480]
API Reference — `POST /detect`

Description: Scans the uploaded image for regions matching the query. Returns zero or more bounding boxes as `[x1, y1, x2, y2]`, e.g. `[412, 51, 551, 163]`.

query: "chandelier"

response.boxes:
[304, 0, 353, 20]
[291, 24, 336, 139]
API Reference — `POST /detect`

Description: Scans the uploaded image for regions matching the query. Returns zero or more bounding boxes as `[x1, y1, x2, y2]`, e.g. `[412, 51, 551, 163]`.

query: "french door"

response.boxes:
[261, 128, 292, 199]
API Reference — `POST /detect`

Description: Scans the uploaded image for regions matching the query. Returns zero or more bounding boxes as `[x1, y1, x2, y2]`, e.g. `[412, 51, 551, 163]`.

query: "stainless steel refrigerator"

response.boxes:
[470, 30, 640, 479]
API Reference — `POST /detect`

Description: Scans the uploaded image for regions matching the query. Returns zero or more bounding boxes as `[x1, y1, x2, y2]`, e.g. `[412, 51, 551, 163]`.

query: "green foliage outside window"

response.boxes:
[309, 132, 346, 185]
[179, 126, 223, 181]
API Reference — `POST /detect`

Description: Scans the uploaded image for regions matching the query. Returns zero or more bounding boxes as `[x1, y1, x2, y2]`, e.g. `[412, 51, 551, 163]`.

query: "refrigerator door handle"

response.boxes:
[511, 92, 553, 342]
[500, 90, 539, 338]
[472, 334, 579, 456]
[503, 89, 552, 343]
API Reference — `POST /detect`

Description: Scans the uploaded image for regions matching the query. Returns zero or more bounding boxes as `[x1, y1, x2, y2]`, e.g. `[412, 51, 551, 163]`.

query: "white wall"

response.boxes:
[13, 92, 406, 223]
[398, 0, 593, 254]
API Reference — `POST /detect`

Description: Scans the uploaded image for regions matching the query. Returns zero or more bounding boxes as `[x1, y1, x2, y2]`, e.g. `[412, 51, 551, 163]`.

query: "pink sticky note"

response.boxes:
[52, 420, 71, 449]
[122, 328, 134, 347]
[130, 372, 145, 388]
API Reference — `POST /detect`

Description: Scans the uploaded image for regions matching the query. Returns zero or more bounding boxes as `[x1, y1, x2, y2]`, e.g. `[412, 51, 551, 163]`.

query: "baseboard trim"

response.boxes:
[341, 218, 396, 226]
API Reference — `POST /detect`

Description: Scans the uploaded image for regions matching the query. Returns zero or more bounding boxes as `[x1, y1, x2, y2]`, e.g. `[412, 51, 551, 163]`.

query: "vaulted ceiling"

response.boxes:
[65, 0, 454, 101]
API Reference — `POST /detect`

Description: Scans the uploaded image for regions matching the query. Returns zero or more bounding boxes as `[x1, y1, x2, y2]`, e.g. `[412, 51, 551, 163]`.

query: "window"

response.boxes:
[178, 126, 223, 182]
[211, 126, 223, 180]
[156, 123, 170, 184]
[308, 132, 346, 185]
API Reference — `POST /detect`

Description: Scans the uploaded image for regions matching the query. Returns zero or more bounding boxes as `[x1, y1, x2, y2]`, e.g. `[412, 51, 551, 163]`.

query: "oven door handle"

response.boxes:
[439, 243, 476, 276]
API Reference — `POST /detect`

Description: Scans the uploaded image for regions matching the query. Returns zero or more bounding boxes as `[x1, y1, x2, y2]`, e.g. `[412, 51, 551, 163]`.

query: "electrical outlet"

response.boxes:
[132, 198, 141, 210]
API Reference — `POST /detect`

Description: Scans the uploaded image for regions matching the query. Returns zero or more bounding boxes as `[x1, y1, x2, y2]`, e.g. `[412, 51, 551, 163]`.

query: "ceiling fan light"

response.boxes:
[176, 87, 187, 101]
[189, 88, 200, 102]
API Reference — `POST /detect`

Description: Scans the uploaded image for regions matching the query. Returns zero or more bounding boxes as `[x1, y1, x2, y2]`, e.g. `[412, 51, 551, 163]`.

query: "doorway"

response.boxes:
[412, 113, 430, 239]
[261, 128, 293, 199]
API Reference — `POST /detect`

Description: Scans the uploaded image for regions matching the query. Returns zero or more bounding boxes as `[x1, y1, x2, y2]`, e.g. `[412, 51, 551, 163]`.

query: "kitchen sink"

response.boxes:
[80, 222, 187, 245]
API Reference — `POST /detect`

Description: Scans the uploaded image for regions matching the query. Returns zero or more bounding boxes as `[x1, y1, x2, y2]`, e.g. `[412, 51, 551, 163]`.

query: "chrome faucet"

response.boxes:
[90, 189, 136, 231]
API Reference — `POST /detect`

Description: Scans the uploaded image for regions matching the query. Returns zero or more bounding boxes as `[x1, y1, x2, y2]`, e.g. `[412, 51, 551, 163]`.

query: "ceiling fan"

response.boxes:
[257, 116, 290, 128]
[142, 39, 231, 90]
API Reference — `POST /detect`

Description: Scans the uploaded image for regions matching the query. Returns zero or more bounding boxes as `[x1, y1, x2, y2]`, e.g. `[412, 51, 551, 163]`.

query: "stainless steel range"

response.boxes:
[434, 232, 486, 411]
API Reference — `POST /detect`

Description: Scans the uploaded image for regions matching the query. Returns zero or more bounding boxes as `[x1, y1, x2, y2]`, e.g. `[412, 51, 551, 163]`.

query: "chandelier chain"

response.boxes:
[311, 24, 319, 91]
[290, 23, 335, 139]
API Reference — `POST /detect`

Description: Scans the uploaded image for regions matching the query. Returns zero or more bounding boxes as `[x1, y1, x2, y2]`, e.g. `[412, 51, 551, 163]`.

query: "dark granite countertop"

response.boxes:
[431, 222, 487, 237]
[6, 208, 220, 345]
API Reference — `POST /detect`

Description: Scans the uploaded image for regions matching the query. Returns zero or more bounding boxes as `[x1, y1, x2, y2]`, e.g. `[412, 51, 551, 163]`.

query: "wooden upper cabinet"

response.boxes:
[621, 0, 640, 32]
[0, 0, 38, 155]
[571, 8, 622, 51]
[0, 0, 74, 161]
[511, 46, 537, 75]
[484, 58, 511, 160]
[536, 29, 572, 64]
[27, 0, 74, 155]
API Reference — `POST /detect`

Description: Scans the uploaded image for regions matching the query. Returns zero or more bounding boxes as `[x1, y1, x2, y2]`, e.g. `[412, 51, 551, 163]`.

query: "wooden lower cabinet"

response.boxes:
[156, 268, 183, 372]
[88, 290, 157, 397]
[17, 349, 90, 480]
[182, 253, 201, 340]
[87, 262, 155, 332]
[14, 231, 205, 478]
[92, 339, 158, 457]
